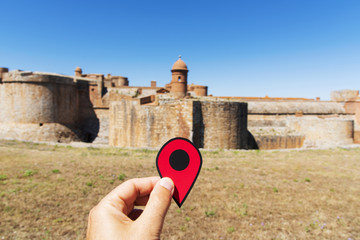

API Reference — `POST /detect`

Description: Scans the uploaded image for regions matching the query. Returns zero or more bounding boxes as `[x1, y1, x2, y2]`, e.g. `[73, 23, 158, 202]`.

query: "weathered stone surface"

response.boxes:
[109, 99, 248, 149]
[194, 101, 248, 149]
[0, 123, 80, 143]
[331, 90, 359, 102]
[248, 114, 355, 149]
[109, 99, 193, 148]
[248, 101, 346, 114]
[92, 109, 109, 144]
[1, 63, 359, 150]
[0, 70, 101, 143]
[0, 71, 81, 142]
[288, 117, 354, 147]
[0, 72, 78, 124]
[254, 135, 305, 149]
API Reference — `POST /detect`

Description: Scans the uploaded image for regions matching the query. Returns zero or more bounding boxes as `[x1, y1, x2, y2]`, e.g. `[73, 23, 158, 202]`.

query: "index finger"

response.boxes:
[102, 176, 160, 215]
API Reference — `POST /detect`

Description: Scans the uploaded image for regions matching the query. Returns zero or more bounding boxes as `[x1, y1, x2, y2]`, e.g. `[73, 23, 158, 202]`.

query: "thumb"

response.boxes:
[137, 177, 174, 236]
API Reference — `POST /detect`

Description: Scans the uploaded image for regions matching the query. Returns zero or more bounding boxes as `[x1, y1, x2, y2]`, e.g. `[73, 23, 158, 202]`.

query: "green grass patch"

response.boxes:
[0, 174, 7, 181]
[24, 170, 36, 177]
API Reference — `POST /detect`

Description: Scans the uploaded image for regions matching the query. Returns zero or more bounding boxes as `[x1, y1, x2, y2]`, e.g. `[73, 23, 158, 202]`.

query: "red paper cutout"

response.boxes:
[156, 137, 202, 207]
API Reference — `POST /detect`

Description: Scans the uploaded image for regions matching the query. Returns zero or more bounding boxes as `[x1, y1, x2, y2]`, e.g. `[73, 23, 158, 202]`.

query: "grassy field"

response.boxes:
[0, 140, 359, 240]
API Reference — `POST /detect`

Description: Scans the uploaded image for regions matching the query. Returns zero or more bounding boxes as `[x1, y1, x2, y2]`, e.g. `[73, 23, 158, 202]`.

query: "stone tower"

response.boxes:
[75, 67, 82, 77]
[170, 56, 188, 98]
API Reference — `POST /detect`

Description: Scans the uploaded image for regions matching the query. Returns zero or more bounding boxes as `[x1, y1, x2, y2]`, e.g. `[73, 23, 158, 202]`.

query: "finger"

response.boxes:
[137, 177, 174, 232]
[102, 176, 160, 214]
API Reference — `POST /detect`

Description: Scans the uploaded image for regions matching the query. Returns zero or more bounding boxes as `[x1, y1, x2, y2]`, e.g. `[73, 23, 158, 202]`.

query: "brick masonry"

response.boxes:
[1, 66, 360, 149]
[109, 99, 249, 149]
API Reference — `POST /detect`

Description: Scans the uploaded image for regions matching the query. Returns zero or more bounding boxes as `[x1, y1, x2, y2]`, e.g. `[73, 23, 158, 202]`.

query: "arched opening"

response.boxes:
[178, 76, 181, 82]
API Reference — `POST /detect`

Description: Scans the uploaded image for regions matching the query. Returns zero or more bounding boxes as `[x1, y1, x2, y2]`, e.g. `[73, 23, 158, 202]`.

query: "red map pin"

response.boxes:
[156, 137, 202, 208]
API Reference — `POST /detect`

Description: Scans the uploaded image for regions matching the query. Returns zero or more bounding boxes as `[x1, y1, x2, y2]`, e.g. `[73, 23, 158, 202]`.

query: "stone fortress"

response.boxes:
[0, 57, 359, 150]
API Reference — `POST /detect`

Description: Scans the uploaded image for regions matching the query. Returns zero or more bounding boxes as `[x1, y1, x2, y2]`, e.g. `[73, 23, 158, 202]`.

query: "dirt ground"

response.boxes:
[0, 140, 359, 240]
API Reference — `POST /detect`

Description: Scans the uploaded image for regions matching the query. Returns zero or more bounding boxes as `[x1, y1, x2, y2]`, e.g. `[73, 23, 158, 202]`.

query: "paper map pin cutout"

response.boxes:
[156, 137, 202, 208]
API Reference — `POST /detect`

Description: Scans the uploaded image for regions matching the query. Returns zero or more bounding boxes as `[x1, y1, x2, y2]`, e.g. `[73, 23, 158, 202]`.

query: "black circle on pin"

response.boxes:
[169, 149, 190, 171]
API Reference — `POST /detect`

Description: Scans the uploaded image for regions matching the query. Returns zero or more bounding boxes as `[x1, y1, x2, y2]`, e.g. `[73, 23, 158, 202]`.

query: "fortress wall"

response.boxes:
[0, 73, 78, 124]
[247, 101, 346, 114]
[76, 81, 100, 142]
[331, 90, 359, 101]
[343, 101, 360, 143]
[110, 99, 249, 149]
[254, 135, 305, 150]
[246, 101, 355, 148]
[194, 101, 248, 149]
[0, 71, 80, 142]
[355, 107, 360, 143]
[248, 112, 354, 149]
[288, 117, 354, 147]
[109, 99, 193, 148]
[0, 123, 80, 143]
[194, 86, 207, 97]
[92, 108, 109, 144]
[140, 88, 158, 97]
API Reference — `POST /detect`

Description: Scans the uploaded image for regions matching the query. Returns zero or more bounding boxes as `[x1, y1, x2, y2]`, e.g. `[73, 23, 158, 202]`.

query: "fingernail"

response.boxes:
[159, 177, 174, 194]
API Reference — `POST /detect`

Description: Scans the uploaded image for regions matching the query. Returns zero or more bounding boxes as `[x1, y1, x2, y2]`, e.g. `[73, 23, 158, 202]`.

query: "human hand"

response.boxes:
[87, 176, 174, 240]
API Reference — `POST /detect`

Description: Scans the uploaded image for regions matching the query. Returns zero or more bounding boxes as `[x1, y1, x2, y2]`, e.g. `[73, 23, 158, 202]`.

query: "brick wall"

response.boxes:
[0, 71, 80, 142]
[193, 101, 248, 149]
[109, 99, 248, 149]
[109, 99, 193, 148]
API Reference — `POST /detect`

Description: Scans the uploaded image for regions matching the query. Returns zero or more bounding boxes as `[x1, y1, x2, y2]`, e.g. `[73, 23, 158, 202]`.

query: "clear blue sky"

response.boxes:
[1, 0, 359, 100]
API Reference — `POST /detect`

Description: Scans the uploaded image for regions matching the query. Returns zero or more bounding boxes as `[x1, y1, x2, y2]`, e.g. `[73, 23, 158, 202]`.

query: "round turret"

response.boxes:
[170, 56, 188, 98]
[75, 67, 82, 76]
[194, 85, 208, 96]
[112, 76, 129, 87]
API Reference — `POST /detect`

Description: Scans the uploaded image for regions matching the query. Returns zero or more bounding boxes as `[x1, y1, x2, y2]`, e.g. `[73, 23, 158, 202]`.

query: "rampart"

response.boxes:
[0, 70, 101, 143]
[109, 98, 248, 149]
[1, 61, 359, 150]
[0, 70, 81, 142]
[0, 70, 78, 123]
[331, 90, 360, 144]
[246, 101, 355, 149]
[193, 101, 248, 149]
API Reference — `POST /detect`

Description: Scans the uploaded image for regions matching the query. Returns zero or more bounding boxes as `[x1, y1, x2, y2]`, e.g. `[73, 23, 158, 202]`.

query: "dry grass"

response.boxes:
[0, 140, 359, 240]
